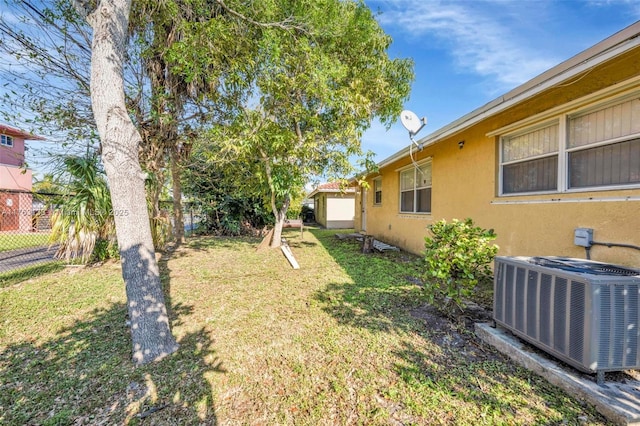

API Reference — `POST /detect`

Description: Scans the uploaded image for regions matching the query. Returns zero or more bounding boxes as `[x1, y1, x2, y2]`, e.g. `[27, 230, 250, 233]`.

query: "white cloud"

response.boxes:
[373, 0, 558, 89]
[587, 0, 640, 20]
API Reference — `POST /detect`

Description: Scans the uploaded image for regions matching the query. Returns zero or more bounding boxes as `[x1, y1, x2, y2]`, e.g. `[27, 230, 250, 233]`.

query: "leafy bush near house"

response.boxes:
[423, 218, 498, 312]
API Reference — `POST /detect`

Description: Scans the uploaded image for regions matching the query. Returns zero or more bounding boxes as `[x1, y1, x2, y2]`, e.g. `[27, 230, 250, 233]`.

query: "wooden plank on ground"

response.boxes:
[280, 240, 300, 269]
[256, 228, 274, 251]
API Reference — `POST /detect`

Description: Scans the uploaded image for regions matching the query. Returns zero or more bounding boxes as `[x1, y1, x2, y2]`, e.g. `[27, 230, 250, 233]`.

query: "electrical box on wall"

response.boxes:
[574, 228, 594, 247]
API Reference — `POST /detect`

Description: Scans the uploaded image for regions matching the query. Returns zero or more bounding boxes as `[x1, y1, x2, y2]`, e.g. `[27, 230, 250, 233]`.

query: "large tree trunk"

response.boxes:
[79, 0, 178, 365]
[260, 149, 289, 248]
[271, 211, 284, 248]
[270, 194, 290, 248]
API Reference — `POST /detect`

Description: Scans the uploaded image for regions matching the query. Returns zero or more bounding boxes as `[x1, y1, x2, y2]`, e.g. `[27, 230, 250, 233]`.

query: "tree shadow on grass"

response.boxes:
[0, 261, 65, 288]
[1, 264, 224, 425]
[183, 235, 262, 252]
[309, 229, 607, 424]
[0, 302, 224, 425]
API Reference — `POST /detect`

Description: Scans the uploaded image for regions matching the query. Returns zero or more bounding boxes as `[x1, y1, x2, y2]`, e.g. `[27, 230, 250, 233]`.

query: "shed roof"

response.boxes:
[307, 182, 356, 198]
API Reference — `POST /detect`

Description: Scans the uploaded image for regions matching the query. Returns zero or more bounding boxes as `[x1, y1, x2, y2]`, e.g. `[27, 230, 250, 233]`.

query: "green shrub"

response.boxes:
[221, 215, 241, 236]
[90, 238, 120, 263]
[49, 155, 116, 263]
[423, 218, 498, 312]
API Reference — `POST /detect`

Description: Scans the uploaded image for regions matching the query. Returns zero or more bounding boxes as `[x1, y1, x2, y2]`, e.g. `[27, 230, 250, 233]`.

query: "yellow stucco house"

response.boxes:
[355, 21, 640, 267]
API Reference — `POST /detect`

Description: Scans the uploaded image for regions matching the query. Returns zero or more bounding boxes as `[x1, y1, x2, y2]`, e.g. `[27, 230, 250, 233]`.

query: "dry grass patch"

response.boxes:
[0, 229, 610, 425]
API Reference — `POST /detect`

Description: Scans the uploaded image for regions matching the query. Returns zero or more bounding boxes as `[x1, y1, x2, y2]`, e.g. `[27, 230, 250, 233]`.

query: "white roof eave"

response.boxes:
[377, 22, 640, 171]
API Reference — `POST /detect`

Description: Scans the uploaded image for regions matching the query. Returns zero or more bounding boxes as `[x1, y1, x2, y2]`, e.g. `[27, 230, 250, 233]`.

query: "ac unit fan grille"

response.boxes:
[569, 281, 585, 362]
[530, 257, 639, 276]
[553, 277, 568, 353]
[494, 256, 640, 377]
[539, 274, 552, 347]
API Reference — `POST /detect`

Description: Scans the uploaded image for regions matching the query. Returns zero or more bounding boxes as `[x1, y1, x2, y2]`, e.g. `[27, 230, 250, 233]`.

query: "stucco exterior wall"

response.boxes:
[314, 194, 327, 228]
[326, 220, 355, 229]
[314, 192, 355, 229]
[357, 72, 640, 267]
[0, 165, 32, 191]
[326, 195, 354, 220]
[0, 137, 26, 167]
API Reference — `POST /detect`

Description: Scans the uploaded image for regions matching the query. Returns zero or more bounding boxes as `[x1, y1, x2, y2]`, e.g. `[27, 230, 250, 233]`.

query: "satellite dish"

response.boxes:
[400, 109, 427, 151]
[400, 110, 423, 135]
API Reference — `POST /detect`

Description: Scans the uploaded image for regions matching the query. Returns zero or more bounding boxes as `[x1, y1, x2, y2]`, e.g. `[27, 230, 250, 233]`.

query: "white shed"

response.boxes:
[307, 182, 356, 229]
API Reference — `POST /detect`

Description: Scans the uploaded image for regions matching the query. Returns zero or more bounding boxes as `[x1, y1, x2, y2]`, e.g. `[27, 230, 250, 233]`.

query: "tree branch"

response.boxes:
[214, 0, 309, 33]
[70, 0, 95, 19]
[258, 146, 278, 218]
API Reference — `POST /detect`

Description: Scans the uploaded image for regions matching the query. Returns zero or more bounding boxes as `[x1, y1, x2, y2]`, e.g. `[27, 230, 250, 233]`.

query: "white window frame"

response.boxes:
[398, 159, 432, 214]
[499, 120, 560, 196]
[0, 134, 13, 147]
[499, 91, 640, 196]
[373, 177, 382, 205]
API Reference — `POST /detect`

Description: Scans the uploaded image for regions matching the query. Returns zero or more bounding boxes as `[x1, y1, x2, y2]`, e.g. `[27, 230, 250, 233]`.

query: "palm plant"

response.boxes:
[49, 155, 116, 263]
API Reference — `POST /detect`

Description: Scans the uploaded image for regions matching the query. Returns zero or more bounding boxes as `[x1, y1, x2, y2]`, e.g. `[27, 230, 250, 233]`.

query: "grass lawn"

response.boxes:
[0, 262, 65, 288]
[0, 232, 51, 252]
[0, 228, 610, 425]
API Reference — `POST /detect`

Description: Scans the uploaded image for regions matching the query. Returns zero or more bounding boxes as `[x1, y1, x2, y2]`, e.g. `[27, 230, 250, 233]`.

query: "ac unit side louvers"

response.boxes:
[493, 256, 640, 384]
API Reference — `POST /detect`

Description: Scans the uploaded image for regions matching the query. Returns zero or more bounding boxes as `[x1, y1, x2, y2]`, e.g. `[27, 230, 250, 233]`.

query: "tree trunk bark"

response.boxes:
[170, 149, 185, 244]
[148, 172, 162, 249]
[260, 149, 289, 249]
[270, 194, 290, 248]
[362, 235, 374, 254]
[82, 0, 178, 365]
[271, 210, 285, 248]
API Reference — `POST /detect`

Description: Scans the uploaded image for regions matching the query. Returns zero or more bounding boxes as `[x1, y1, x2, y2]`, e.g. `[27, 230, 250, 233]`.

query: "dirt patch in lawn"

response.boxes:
[409, 302, 498, 365]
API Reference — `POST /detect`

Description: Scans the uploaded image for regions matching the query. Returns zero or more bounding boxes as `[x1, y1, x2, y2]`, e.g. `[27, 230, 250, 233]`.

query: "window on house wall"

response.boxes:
[399, 160, 431, 213]
[567, 97, 640, 189]
[501, 122, 559, 194]
[0, 135, 13, 147]
[373, 178, 382, 205]
[499, 91, 640, 195]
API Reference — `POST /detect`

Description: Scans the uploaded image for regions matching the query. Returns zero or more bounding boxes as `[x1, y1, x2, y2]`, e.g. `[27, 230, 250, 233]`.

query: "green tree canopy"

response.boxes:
[198, 0, 414, 246]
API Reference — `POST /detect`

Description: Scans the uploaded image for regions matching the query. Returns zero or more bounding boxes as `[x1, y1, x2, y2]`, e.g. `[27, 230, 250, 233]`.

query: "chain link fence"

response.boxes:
[0, 190, 204, 286]
[158, 200, 202, 238]
[0, 189, 61, 285]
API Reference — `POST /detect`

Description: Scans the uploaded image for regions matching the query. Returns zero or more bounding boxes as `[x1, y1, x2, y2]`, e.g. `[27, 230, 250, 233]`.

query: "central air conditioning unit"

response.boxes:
[493, 256, 640, 384]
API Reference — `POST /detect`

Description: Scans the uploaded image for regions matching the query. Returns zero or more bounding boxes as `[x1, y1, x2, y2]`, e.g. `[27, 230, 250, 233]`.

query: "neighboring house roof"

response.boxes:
[307, 182, 356, 198]
[0, 124, 45, 141]
[378, 20, 640, 170]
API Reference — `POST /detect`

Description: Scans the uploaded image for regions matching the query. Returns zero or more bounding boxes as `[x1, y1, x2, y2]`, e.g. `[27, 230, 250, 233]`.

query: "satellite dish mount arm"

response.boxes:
[409, 117, 427, 150]
[400, 110, 427, 151]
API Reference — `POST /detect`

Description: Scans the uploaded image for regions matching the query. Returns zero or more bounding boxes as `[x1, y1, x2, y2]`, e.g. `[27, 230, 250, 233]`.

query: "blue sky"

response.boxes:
[361, 0, 640, 163]
[5, 1, 640, 178]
